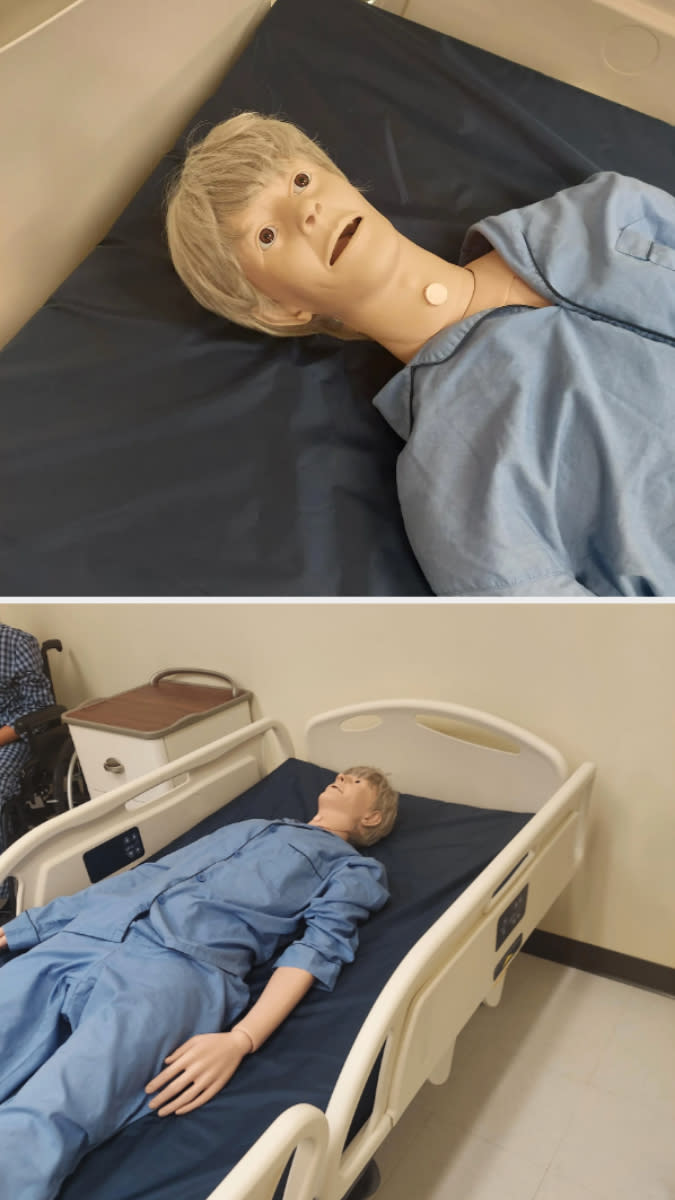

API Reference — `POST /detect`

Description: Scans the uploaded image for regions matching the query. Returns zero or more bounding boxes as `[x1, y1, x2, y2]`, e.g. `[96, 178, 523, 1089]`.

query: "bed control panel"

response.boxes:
[83, 826, 145, 882]
[494, 933, 523, 980]
[496, 884, 528, 949]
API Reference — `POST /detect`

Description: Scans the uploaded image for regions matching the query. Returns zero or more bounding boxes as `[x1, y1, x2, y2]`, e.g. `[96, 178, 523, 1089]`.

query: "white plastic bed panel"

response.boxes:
[0, 718, 294, 912]
[395, 0, 675, 124]
[204, 1104, 328, 1200]
[0, 701, 595, 1200]
[306, 700, 568, 813]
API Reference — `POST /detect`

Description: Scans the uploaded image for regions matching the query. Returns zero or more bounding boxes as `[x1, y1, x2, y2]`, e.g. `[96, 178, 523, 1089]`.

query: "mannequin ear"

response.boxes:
[253, 299, 314, 328]
[361, 809, 383, 829]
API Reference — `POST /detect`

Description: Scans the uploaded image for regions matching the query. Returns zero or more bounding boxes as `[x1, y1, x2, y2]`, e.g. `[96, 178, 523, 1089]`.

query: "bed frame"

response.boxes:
[0, 700, 595, 1200]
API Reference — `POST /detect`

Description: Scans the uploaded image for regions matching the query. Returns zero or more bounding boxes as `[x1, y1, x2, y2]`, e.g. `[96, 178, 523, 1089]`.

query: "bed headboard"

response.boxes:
[305, 700, 568, 813]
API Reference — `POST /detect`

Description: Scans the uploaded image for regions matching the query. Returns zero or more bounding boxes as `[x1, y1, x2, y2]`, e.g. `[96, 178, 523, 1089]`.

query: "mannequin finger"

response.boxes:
[147, 1071, 196, 1109]
[174, 1081, 223, 1115]
[156, 1079, 205, 1117]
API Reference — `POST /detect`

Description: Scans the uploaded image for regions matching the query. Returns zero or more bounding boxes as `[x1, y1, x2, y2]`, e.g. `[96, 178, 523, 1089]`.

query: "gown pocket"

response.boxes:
[615, 217, 675, 271]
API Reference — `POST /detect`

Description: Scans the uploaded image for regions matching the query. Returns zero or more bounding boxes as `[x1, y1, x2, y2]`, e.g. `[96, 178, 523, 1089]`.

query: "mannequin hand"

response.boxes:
[0, 929, 7, 950]
[145, 1031, 250, 1117]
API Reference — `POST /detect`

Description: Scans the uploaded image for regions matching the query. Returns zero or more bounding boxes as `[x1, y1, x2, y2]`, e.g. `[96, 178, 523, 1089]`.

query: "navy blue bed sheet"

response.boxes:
[49, 757, 533, 1199]
[2, 0, 675, 595]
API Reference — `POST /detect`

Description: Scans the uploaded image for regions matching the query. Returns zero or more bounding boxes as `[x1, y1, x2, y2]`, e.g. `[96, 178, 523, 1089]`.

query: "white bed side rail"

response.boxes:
[321, 761, 595, 1200]
[205, 1104, 328, 1200]
[0, 717, 294, 912]
[306, 700, 568, 813]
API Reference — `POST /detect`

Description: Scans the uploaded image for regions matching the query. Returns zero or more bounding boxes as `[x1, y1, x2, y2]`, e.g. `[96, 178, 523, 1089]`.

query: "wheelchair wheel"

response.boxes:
[51, 742, 89, 813]
[1, 794, 30, 852]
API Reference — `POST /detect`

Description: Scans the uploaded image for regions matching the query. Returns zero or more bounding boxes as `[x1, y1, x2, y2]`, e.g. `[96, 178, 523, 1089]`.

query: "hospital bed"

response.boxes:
[2, 0, 675, 595]
[0, 698, 596, 1200]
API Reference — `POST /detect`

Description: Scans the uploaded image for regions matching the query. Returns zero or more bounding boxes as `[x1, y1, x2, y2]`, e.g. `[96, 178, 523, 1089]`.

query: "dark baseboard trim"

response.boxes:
[524, 930, 675, 997]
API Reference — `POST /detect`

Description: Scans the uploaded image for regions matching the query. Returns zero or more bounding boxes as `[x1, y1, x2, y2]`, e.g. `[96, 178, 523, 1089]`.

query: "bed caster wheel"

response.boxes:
[346, 1160, 381, 1200]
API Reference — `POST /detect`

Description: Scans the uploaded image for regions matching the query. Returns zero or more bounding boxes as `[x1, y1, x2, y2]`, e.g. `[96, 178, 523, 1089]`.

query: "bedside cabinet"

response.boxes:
[63, 669, 253, 805]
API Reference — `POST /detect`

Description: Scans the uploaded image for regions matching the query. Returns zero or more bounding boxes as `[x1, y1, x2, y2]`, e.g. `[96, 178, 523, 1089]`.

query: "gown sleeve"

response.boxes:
[274, 855, 389, 990]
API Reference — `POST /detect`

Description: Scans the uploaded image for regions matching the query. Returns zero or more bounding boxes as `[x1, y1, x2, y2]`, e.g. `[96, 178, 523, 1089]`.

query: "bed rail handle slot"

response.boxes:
[483, 849, 535, 913]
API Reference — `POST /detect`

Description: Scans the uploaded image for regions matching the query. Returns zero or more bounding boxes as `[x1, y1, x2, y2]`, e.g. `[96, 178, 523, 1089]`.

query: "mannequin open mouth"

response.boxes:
[330, 217, 362, 266]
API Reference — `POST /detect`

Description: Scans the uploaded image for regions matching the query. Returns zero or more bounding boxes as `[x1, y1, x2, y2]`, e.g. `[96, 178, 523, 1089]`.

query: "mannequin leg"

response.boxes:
[0, 928, 242, 1200]
[0, 931, 111, 1103]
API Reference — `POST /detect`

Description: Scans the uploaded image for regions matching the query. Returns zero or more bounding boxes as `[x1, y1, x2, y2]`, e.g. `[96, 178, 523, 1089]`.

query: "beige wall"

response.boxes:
[3, 601, 673, 969]
[0, 0, 269, 348]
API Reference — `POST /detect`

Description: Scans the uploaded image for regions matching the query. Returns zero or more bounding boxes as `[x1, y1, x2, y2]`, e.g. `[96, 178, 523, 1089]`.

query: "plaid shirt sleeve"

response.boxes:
[0, 624, 54, 729]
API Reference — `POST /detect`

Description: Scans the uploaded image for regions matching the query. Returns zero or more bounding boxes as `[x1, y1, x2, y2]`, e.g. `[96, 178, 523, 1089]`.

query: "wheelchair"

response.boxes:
[1, 638, 89, 879]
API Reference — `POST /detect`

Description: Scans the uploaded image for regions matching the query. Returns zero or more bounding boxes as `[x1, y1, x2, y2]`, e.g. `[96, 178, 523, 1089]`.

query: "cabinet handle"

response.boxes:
[103, 757, 125, 774]
[150, 668, 240, 696]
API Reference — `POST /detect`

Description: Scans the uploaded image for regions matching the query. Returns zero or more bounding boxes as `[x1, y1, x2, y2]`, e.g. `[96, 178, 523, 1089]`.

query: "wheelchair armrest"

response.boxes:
[14, 705, 67, 736]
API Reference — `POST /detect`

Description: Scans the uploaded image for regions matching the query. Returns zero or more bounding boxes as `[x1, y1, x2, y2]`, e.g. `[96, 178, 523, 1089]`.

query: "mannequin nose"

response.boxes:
[300, 197, 322, 227]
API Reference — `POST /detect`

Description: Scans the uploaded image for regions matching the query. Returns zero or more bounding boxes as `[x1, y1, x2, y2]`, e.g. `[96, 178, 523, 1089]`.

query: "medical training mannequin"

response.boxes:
[0, 767, 397, 1200]
[166, 113, 675, 597]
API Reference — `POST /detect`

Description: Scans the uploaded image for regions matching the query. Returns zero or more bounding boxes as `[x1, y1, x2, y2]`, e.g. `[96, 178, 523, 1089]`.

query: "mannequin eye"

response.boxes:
[257, 226, 277, 249]
[293, 171, 312, 191]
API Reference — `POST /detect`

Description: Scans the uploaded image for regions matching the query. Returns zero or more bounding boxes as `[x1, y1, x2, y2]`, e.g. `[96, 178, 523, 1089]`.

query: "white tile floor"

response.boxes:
[373, 953, 675, 1200]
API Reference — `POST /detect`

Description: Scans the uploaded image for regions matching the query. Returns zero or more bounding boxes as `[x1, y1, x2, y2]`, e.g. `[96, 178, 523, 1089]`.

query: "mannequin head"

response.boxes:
[166, 112, 477, 363]
[313, 767, 399, 847]
[165, 112, 369, 340]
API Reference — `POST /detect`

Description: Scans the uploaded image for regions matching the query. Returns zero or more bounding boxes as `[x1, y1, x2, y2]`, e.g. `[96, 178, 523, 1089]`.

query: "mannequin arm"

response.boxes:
[231, 964, 315, 1050]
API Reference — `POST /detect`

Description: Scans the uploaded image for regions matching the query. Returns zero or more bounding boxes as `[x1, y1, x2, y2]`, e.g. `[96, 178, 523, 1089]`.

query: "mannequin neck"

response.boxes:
[332, 235, 475, 363]
[329, 237, 550, 364]
[308, 813, 352, 841]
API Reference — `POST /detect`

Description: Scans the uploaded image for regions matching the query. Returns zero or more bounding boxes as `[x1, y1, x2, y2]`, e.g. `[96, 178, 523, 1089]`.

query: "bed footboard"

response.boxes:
[204, 1104, 328, 1200]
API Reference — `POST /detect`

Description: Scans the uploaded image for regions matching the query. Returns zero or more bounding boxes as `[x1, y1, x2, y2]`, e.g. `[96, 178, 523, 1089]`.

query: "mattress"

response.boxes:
[49, 756, 533, 1199]
[3, 0, 675, 596]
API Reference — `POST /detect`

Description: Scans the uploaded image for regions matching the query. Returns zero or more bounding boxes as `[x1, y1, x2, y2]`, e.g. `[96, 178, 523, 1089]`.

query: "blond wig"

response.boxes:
[165, 112, 366, 340]
[344, 765, 399, 848]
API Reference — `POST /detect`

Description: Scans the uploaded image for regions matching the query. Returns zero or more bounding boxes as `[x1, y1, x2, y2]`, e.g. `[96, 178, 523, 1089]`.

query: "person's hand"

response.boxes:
[0, 929, 7, 950]
[145, 1030, 250, 1117]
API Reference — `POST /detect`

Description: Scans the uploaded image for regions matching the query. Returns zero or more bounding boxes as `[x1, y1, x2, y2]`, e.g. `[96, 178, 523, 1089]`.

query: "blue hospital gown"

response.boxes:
[0, 818, 388, 1200]
[373, 172, 675, 596]
[0, 624, 54, 898]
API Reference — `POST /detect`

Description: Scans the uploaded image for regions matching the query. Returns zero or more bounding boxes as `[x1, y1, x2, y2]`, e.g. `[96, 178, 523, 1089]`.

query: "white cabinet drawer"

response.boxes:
[69, 726, 169, 794]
